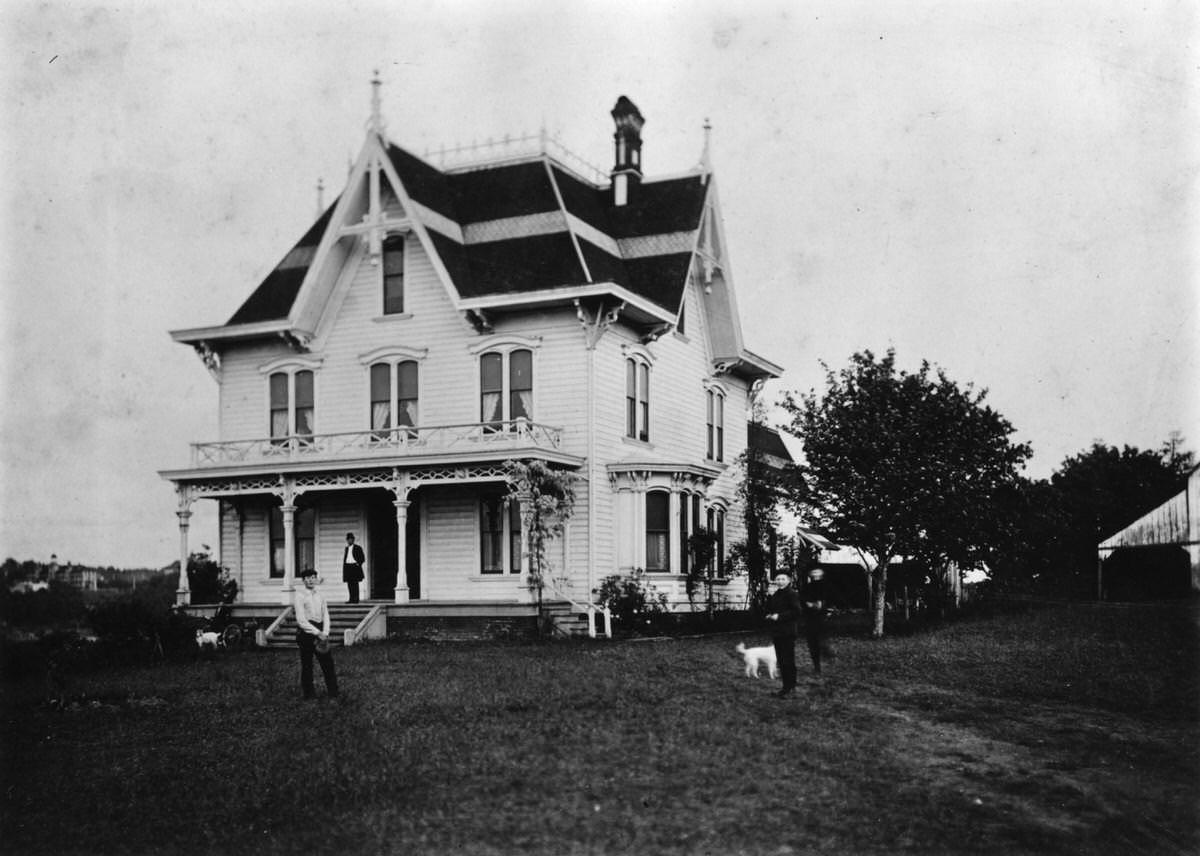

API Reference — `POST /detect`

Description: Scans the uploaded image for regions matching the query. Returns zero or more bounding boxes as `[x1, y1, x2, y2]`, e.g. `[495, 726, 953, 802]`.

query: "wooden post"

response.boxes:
[394, 499, 410, 603]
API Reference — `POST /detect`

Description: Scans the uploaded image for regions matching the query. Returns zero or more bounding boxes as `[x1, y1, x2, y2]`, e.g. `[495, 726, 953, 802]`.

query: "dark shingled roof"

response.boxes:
[227, 200, 338, 325]
[748, 423, 794, 463]
[226, 144, 710, 328]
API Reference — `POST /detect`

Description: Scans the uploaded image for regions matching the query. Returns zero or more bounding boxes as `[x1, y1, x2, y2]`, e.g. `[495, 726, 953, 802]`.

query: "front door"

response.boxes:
[367, 497, 397, 600]
[367, 492, 421, 600]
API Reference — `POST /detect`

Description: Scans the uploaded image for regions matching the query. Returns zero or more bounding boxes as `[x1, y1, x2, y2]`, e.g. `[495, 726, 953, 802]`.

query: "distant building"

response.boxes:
[1097, 465, 1199, 599]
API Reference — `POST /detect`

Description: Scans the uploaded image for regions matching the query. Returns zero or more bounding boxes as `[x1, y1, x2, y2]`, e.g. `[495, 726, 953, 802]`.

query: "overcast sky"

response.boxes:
[2, 1, 1196, 568]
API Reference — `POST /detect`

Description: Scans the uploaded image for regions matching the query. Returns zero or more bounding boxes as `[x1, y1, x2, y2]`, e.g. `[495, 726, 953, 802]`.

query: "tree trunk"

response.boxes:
[870, 563, 889, 638]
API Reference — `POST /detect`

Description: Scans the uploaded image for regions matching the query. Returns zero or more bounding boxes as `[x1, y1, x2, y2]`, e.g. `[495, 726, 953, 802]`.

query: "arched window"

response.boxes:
[269, 369, 314, 444]
[480, 348, 533, 433]
[646, 491, 670, 572]
[370, 360, 419, 440]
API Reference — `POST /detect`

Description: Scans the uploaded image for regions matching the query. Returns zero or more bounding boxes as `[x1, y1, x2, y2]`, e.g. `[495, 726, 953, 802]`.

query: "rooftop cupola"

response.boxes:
[610, 96, 644, 207]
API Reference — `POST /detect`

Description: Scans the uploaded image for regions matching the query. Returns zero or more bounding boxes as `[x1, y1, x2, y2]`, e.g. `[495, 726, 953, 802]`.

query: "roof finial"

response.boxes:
[700, 117, 713, 173]
[316, 177, 324, 216]
[368, 69, 385, 138]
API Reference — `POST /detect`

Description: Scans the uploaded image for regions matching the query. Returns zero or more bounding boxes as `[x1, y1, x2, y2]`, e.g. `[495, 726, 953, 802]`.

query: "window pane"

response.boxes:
[510, 349, 532, 391]
[480, 498, 503, 574]
[397, 361, 418, 399]
[383, 235, 404, 315]
[269, 507, 284, 578]
[370, 363, 390, 403]
[269, 373, 288, 408]
[646, 491, 669, 529]
[295, 407, 314, 437]
[646, 491, 669, 572]
[481, 353, 503, 393]
[271, 409, 289, 439]
[679, 494, 690, 574]
[294, 371, 314, 408]
[509, 501, 522, 575]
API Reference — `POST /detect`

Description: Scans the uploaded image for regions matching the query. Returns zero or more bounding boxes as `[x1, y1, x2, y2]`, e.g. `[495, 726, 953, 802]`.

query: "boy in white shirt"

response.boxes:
[295, 567, 339, 699]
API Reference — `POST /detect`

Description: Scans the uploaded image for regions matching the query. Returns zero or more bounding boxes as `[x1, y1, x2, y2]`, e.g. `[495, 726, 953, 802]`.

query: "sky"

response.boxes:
[1, 1, 1196, 568]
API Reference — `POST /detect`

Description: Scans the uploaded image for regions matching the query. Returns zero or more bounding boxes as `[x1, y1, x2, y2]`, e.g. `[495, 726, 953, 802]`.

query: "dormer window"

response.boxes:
[382, 233, 405, 315]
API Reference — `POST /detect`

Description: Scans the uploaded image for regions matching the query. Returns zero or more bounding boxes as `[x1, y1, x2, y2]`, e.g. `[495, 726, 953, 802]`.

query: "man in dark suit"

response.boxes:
[342, 532, 365, 603]
[764, 573, 803, 698]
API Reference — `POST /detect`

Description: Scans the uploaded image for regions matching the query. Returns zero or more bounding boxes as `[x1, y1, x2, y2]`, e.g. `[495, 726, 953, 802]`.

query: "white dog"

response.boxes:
[736, 642, 777, 679]
[195, 629, 223, 651]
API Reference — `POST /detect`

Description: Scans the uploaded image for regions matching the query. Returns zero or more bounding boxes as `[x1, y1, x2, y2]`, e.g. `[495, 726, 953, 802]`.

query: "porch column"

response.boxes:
[393, 499, 410, 603]
[281, 503, 296, 605]
[175, 509, 192, 606]
[668, 485, 682, 574]
[517, 491, 534, 582]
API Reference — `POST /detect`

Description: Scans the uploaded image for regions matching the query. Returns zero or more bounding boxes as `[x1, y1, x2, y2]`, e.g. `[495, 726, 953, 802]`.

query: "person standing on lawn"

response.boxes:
[295, 567, 339, 700]
[342, 532, 365, 603]
[764, 572, 803, 698]
[802, 565, 828, 676]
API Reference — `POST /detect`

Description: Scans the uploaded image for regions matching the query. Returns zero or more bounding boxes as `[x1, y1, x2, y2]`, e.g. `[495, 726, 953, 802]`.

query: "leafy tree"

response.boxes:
[1045, 440, 1193, 596]
[733, 415, 799, 611]
[781, 349, 1031, 637]
[504, 459, 578, 631]
[684, 528, 719, 617]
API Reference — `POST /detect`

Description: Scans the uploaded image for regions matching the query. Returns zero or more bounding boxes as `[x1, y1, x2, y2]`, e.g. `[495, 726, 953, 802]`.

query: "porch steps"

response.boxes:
[542, 601, 609, 638]
[264, 604, 374, 649]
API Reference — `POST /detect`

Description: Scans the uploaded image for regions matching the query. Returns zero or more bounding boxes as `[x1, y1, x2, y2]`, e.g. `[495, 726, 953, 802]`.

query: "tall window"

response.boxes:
[382, 234, 405, 315]
[679, 492, 692, 575]
[646, 491, 670, 572]
[707, 506, 726, 578]
[480, 497, 522, 574]
[269, 369, 314, 443]
[270, 506, 315, 579]
[370, 360, 419, 440]
[626, 357, 650, 441]
[480, 348, 532, 432]
[706, 388, 724, 462]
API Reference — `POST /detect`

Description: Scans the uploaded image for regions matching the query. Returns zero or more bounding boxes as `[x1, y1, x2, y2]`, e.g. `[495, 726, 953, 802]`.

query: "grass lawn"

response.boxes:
[2, 601, 1197, 855]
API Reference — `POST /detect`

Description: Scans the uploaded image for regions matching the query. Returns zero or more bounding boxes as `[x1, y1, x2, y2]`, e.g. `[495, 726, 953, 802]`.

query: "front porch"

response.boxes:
[159, 420, 585, 609]
[189, 599, 610, 645]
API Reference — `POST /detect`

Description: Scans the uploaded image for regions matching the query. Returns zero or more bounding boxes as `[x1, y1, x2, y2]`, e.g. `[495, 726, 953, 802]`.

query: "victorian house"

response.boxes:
[160, 82, 782, 635]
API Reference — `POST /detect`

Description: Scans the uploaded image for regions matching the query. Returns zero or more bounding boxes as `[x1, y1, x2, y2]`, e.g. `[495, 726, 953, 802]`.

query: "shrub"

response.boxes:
[186, 547, 224, 604]
[593, 569, 670, 633]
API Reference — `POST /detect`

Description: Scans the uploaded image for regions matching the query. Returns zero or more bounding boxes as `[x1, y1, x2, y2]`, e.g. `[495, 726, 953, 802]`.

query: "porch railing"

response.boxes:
[190, 420, 563, 468]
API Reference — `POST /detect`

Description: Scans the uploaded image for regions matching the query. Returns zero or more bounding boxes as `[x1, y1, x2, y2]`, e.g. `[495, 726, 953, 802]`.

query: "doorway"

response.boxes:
[367, 492, 421, 600]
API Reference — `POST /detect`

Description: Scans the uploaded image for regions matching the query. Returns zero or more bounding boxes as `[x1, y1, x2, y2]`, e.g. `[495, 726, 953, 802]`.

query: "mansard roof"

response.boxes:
[221, 144, 709, 327]
[226, 199, 338, 325]
[386, 144, 707, 313]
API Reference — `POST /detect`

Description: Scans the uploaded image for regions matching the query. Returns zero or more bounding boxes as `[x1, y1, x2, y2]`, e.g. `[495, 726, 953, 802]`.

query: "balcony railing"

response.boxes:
[190, 420, 563, 468]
